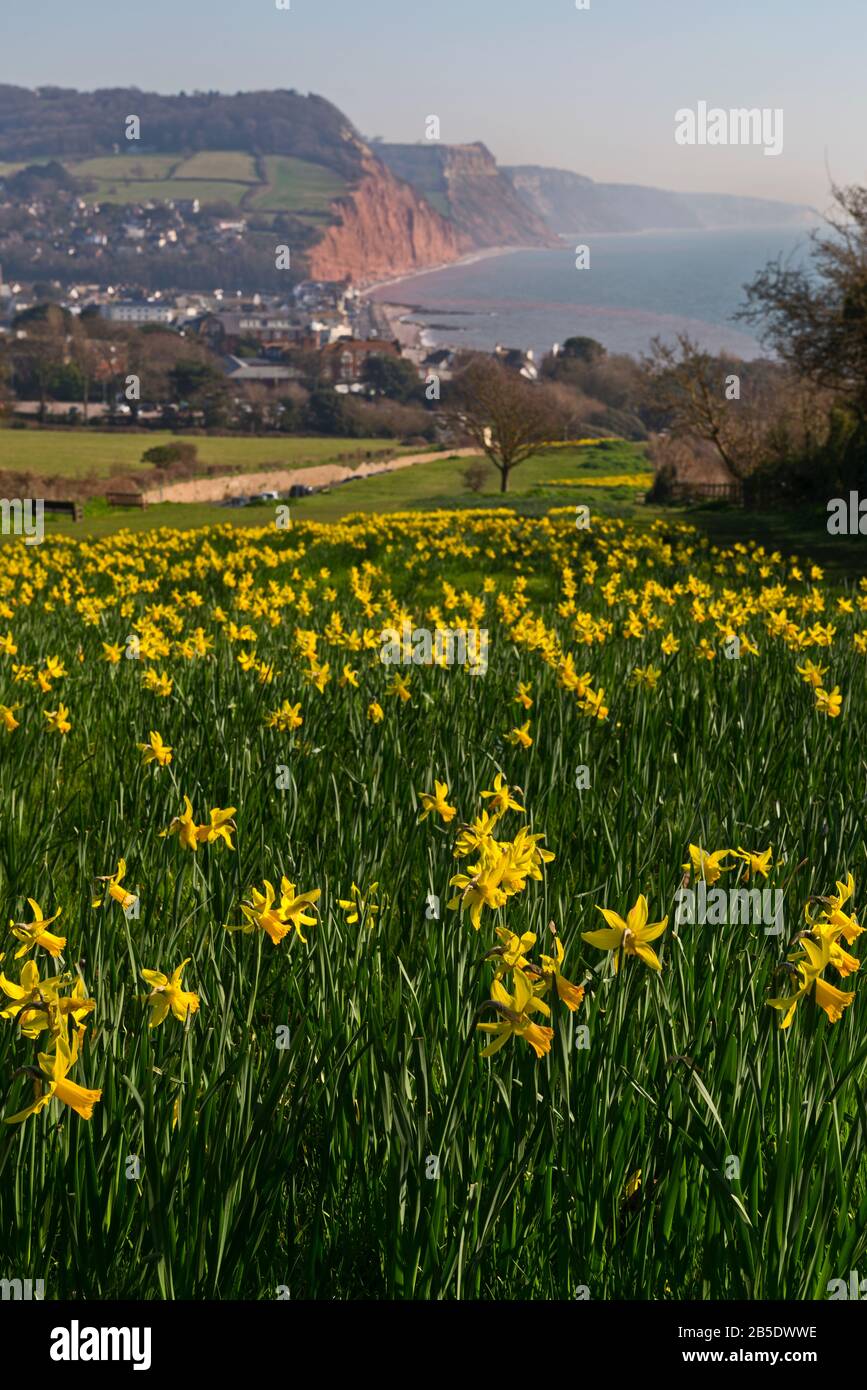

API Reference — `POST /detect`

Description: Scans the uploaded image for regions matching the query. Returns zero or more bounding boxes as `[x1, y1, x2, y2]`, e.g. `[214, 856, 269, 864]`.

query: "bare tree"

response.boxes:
[642, 335, 749, 476]
[737, 183, 867, 421]
[644, 334, 834, 484]
[448, 358, 555, 492]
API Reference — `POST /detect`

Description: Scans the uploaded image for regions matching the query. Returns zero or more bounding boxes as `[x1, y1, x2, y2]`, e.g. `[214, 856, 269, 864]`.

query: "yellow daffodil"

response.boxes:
[504, 719, 533, 748]
[0, 704, 20, 732]
[582, 894, 668, 972]
[815, 685, 842, 717]
[43, 704, 71, 735]
[733, 847, 775, 881]
[10, 899, 66, 959]
[0, 962, 94, 1039]
[337, 882, 380, 927]
[630, 665, 661, 690]
[480, 772, 524, 818]
[796, 659, 827, 688]
[683, 844, 733, 885]
[477, 968, 554, 1059]
[267, 700, 303, 731]
[385, 672, 411, 702]
[228, 878, 321, 945]
[198, 805, 238, 850]
[449, 859, 508, 930]
[538, 935, 586, 1011]
[162, 798, 236, 851]
[492, 926, 536, 970]
[3, 1021, 101, 1124]
[418, 780, 457, 824]
[138, 731, 172, 766]
[92, 859, 138, 912]
[768, 934, 854, 1029]
[141, 959, 200, 1027]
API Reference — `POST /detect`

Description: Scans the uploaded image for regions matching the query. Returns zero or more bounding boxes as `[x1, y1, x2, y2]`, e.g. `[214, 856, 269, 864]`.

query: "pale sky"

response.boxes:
[4, 0, 865, 209]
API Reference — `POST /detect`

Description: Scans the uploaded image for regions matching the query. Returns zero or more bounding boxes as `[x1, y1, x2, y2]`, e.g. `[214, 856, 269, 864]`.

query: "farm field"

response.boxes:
[248, 155, 350, 212]
[0, 429, 405, 480]
[23, 149, 351, 219]
[83, 178, 250, 207]
[171, 151, 259, 182]
[1, 502, 866, 1299]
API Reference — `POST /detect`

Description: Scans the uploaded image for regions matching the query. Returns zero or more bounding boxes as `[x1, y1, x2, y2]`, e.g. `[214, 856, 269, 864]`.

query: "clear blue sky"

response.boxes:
[4, 0, 864, 207]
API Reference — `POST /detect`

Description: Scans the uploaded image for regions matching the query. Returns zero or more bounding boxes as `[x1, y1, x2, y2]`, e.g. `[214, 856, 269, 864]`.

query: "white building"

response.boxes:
[100, 302, 176, 325]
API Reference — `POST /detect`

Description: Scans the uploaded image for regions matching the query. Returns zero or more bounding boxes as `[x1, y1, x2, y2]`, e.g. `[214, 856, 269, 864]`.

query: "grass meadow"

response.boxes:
[0, 428, 403, 480]
[16, 149, 351, 220]
[1, 501, 866, 1300]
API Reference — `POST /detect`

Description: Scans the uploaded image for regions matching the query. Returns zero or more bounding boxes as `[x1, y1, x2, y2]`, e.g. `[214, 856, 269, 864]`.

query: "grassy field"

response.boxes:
[69, 155, 181, 181]
[1, 502, 865, 1299]
[7, 437, 863, 580]
[84, 179, 250, 207]
[42, 149, 350, 219]
[248, 156, 350, 213]
[0, 429, 407, 480]
[172, 152, 259, 182]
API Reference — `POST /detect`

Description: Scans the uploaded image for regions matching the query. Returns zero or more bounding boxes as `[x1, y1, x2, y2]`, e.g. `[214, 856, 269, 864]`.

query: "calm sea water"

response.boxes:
[370, 226, 815, 361]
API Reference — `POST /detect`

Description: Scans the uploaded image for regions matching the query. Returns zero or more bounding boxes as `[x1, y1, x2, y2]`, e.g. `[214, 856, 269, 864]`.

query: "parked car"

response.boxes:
[224, 495, 250, 508]
[253, 491, 279, 503]
[288, 484, 313, 498]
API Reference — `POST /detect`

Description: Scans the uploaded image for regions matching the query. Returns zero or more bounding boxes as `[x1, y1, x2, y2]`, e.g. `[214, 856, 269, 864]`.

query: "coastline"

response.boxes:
[358, 244, 527, 299]
[361, 245, 527, 359]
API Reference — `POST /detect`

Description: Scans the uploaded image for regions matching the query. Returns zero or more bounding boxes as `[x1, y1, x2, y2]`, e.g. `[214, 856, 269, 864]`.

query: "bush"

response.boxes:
[141, 442, 199, 467]
[463, 459, 491, 493]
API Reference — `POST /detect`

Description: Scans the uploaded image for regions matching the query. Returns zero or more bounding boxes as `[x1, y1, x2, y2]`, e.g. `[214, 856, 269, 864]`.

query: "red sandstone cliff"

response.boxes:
[307, 152, 467, 285]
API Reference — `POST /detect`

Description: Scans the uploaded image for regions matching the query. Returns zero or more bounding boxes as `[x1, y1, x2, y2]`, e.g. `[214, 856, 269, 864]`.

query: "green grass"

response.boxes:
[7, 149, 348, 216]
[0, 429, 408, 480]
[1, 507, 866, 1298]
[249, 156, 349, 213]
[171, 152, 259, 183]
[84, 179, 249, 207]
[69, 155, 182, 181]
[4, 431, 858, 581]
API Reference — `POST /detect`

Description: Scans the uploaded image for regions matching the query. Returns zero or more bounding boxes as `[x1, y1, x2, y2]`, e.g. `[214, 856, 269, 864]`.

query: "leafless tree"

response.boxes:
[448, 358, 556, 492]
[737, 183, 867, 421]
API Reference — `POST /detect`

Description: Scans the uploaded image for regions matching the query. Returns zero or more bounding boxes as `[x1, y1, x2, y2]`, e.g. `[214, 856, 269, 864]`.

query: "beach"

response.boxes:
[361, 246, 526, 363]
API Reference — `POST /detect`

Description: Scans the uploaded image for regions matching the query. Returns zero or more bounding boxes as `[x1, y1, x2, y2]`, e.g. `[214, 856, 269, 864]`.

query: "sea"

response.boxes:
[368, 225, 816, 362]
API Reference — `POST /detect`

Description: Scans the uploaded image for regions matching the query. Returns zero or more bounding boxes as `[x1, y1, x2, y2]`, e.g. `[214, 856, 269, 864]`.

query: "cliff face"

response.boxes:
[306, 151, 464, 283]
[507, 165, 817, 234]
[376, 143, 559, 250]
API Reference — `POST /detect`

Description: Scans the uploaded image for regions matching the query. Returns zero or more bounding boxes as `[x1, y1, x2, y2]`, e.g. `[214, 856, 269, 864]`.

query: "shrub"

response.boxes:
[141, 442, 199, 467]
[463, 459, 491, 493]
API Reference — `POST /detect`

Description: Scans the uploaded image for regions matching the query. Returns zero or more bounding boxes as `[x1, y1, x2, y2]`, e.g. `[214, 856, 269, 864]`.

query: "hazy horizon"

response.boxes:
[3, 0, 865, 212]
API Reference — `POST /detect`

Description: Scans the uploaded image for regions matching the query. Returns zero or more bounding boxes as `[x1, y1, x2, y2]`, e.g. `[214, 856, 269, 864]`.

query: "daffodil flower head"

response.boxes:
[10, 899, 66, 960]
[582, 895, 668, 973]
[141, 959, 200, 1028]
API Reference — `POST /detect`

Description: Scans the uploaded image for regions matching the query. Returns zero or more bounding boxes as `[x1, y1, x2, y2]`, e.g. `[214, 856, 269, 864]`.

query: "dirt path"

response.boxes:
[140, 448, 481, 505]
